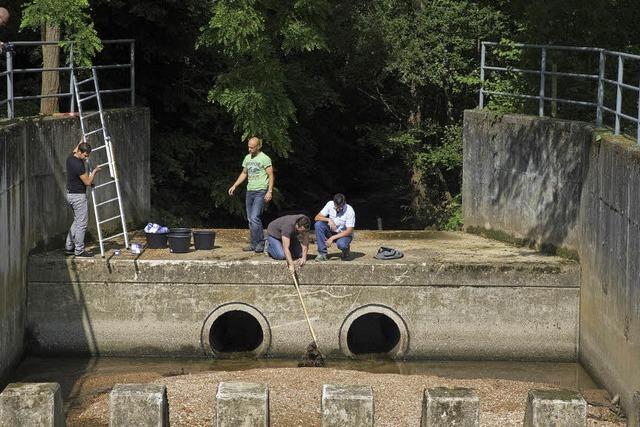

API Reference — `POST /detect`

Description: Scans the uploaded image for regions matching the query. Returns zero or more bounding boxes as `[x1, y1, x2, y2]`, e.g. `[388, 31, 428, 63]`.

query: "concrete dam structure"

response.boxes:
[27, 230, 579, 361]
[1, 107, 639, 423]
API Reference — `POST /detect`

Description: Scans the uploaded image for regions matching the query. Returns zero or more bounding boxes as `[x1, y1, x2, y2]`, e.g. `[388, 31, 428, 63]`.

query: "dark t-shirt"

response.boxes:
[66, 154, 87, 193]
[267, 214, 304, 240]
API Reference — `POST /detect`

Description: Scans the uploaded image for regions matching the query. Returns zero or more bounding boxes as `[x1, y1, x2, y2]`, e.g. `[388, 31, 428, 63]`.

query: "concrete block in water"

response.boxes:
[216, 382, 269, 427]
[420, 387, 479, 427]
[109, 384, 168, 427]
[0, 382, 66, 427]
[321, 384, 374, 427]
[524, 389, 586, 427]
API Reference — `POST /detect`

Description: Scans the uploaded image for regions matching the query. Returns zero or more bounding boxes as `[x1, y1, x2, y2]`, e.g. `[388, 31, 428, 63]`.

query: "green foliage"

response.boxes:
[417, 124, 463, 172]
[20, 0, 102, 66]
[483, 38, 526, 114]
[443, 194, 463, 231]
[199, 0, 330, 155]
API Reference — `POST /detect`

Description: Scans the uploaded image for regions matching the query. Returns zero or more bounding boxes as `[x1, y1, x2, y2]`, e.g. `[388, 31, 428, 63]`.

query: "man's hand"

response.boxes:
[328, 219, 337, 232]
[288, 263, 296, 275]
[92, 165, 102, 175]
[228, 185, 236, 196]
[326, 236, 334, 248]
[264, 190, 272, 202]
[296, 257, 306, 268]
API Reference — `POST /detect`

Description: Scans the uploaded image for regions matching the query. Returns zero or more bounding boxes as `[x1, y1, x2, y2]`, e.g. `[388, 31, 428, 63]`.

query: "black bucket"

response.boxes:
[168, 233, 191, 253]
[145, 232, 168, 249]
[170, 227, 192, 235]
[193, 230, 216, 250]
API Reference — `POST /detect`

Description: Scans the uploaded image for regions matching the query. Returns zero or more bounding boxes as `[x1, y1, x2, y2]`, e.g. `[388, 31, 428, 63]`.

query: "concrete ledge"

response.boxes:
[216, 382, 269, 427]
[322, 384, 374, 427]
[0, 382, 66, 427]
[523, 389, 586, 427]
[109, 384, 168, 427]
[421, 387, 479, 427]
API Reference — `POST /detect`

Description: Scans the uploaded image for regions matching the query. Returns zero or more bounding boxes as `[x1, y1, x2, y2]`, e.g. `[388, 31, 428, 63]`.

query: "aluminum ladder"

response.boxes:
[72, 68, 129, 257]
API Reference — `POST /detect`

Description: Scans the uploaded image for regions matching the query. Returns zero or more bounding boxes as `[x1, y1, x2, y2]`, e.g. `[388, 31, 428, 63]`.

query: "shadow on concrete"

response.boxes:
[464, 112, 593, 256]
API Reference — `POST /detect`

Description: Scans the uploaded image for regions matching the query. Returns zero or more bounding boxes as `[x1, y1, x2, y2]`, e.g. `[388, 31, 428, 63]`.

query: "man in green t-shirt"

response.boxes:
[228, 136, 274, 252]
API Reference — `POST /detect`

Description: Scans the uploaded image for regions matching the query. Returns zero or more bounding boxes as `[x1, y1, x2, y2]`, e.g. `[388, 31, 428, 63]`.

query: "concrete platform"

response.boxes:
[27, 230, 579, 360]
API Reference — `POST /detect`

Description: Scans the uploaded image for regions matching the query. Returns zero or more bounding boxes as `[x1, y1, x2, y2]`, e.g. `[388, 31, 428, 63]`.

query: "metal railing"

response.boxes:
[480, 42, 640, 143]
[1, 39, 135, 119]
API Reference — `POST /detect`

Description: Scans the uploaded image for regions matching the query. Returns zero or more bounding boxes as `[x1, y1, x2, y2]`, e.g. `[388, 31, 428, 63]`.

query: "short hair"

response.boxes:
[248, 136, 262, 149]
[296, 215, 311, 230]
[333, 193, 346, 206]
[77, 142, 92, 154]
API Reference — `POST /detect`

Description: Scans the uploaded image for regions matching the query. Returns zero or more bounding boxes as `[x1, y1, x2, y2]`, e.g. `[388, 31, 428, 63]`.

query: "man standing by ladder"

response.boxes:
[228, 136, 274, 253]
[65, 141, 101, 257]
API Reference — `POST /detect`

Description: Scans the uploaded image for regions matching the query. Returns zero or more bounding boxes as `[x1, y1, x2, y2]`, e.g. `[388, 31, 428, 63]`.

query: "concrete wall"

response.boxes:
[26, 256, 579, 361]
[0, 107, 150, 383]
[463, 111, 592, 254]
[463, 109, 640, 415]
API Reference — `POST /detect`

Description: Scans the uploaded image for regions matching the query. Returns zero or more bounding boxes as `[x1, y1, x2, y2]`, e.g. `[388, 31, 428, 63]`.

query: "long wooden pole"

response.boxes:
[291, 272, 318, 345]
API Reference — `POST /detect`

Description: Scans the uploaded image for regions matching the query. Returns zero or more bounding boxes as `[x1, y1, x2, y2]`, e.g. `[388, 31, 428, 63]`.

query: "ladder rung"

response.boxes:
[99, 215, 122, 225]
[85, 127, 104, 136]
[81, 111, 100, 120]
[91, 144, 107, 152]
[79, 93, 97, 102]
[94, 180, 116, 189]
[96, 197, 119, 207]
[77, 76, 95, 85]
[102, 232, 125, 242]
[97, 161, 110, 168]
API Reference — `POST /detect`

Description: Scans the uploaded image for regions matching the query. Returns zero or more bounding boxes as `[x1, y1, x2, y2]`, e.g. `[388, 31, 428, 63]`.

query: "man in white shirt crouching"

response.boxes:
[313, 193, 355, 261]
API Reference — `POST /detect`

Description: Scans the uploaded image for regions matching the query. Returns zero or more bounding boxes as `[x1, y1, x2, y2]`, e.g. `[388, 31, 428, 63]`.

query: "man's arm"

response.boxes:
[314, 205, 337, 231]
[79, 165, 101, 186]
[326, 226, 353, 246]
[264, 166, 274, 202]
[297, 232, 309, 266]
[228, 168, 248, 195]
[282, 235, 296, 274]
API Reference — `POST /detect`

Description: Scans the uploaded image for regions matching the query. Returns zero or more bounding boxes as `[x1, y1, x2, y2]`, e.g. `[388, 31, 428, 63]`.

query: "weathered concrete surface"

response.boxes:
[0, 108, 150, 384]
[321, 384, 374, 427]
[216, 382, 269, 427]
[27, 230, 579, 360]
[109, 383, 168, 427]
[421, 387, 479, 427]
[523, 389, 586, 427]
[463, 111, 640, 415]
[632, 391, 640, 427]
[0, 382, 66, 426]
[463, 110, 592, 254]
[578, 134, 640, 419]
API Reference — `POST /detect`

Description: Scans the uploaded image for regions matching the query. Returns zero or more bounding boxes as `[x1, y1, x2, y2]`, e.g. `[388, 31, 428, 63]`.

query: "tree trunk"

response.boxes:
[40, 23, 60, 115]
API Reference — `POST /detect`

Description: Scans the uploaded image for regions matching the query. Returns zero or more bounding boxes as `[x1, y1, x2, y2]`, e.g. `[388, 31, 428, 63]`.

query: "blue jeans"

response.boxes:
[246, 190, 266, 250]
[314, 221, 352, 255]
[266, 235, 302, 260]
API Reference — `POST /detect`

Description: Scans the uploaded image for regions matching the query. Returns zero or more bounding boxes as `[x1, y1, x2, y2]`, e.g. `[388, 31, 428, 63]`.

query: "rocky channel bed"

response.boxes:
[66, 367, 624, 426]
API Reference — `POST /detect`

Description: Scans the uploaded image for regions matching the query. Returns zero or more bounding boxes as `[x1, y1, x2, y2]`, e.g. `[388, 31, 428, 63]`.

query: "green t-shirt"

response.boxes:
[242, 152, 272, 191]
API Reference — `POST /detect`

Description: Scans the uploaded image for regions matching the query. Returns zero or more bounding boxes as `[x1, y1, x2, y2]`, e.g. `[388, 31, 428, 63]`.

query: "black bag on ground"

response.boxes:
[374, 246, 404, 260]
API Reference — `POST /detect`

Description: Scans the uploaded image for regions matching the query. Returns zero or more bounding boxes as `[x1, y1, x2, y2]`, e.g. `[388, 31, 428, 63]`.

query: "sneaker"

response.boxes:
[263, 239, 270, 256]
[341, 249, 352, 261]
[74, 251, 93, 258]
[64, 249, 75, 256]
[242, 246, 255, 252]
[254, 245, 265, 253]
[315, 253, 328, 262]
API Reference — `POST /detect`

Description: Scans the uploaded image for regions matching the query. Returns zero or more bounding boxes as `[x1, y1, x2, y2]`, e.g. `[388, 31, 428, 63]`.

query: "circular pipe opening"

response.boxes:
[346, 312, 400, 354]
[201, 303, 271, 357]
[339, 304, 409, 359]
[210, 310, 264, 352]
